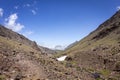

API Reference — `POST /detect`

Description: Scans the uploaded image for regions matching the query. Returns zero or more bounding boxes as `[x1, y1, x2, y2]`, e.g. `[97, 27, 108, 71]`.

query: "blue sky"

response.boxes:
[0, 0, 120, 49]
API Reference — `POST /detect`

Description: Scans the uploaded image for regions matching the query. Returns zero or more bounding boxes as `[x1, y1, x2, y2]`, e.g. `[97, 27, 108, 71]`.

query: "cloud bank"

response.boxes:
[31, 10, 36, 15]
[5, 13, 24, 32]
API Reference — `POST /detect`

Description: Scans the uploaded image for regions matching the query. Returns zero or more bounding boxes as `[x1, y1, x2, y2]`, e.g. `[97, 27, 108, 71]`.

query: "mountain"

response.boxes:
[59, 10, 120, 79]
[54, 45, 66, 50]
[65, 41, 79, 50]
[38, 45, 57, 55]
[0, 25, 80, 80]
[0, 10, 120, 80]
[0, 25, 41, 51]
[63, 10, 120, 54]
[0, 25, 56, 55]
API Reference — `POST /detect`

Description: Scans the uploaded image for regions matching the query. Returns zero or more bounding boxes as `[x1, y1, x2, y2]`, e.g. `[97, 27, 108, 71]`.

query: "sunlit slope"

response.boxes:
[63, 10, 120, 55]
[57, 10, 120, 80]
[0, 26, 88, 80]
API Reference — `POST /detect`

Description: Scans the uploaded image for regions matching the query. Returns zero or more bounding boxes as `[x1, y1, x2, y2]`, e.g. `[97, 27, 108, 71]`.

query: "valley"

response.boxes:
[0, 10, 120, 80]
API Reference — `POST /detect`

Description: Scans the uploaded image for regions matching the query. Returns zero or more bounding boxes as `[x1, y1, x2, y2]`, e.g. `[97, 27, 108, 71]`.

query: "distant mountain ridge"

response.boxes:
[39, 45, 56, 54]
[0, 25, 56, 54]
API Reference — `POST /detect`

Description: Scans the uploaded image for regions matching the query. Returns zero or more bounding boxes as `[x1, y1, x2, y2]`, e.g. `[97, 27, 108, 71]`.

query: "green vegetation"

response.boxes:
[99, 69, 111, 78]
[0, 36, 38, 53]
[110, 47, 120, 55]
[0, 75, 5, 80]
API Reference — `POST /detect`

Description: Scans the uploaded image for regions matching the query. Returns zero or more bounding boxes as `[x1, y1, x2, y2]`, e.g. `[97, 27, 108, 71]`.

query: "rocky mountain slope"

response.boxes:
[0, 10, 120, 80]
[0, 25, 56, 55]
[59, 10, 120, 80]
[0, 25, 40, 51]
[0, 26, 83, 80]
[63, 10, 120, 54]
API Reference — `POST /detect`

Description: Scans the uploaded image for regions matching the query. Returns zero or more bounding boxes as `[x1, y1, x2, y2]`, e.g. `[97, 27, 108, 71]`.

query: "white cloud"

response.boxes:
[26, 4, 30, 7]
[14, 6, 19, 9]
[0, 8, 3, 17]
[117, 6, 120, 10]
[31, 10, 36, 15]
[5, 13, 24, 32]
[23, 4, 31, 7]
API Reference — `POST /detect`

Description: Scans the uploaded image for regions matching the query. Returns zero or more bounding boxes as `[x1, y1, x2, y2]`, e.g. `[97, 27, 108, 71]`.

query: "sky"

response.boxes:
[0, 0, 120, 49]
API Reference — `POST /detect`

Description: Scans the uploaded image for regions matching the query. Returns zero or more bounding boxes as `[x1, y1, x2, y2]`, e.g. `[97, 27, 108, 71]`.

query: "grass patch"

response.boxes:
[0, 36, 38, 53]
[99, 69, 111, 77]
[0, 75, 5, 80]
